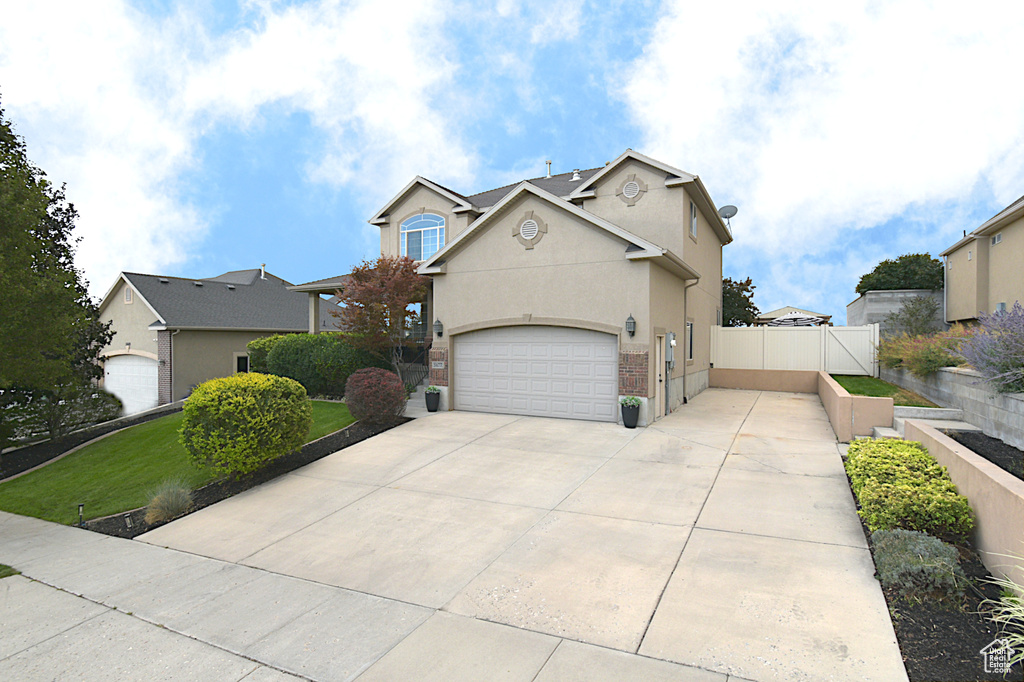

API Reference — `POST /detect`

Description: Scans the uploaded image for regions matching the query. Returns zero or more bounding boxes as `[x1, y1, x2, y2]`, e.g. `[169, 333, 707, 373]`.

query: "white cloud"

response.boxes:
[621, 0, 1024, 315]
[0, 0, 476, 294]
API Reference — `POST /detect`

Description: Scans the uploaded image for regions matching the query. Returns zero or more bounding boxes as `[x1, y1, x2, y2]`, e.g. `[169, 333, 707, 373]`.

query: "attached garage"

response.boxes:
[103, 354, 158, 415]
[453, 326, 618, 422]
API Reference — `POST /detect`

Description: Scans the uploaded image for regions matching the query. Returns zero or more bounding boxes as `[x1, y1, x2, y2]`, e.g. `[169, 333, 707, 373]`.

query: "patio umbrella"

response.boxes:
[767, 311, 825, 327]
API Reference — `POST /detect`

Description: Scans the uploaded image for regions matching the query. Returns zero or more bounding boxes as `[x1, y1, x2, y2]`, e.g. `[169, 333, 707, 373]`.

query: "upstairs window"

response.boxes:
[992, 233, 1003, 246]
[689, 202, 697, 239]
[401, 213, 445, 261]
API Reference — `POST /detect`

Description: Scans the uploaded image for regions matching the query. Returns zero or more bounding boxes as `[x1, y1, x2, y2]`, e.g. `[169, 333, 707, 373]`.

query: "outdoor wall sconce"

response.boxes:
[433, 319, 444, 338]
[625, 315, 636, 337]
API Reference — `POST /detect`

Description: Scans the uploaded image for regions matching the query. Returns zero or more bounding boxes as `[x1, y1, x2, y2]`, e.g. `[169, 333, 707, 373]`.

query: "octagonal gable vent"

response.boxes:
[623, 181, 641, 199]
[520, 219, 539, 240]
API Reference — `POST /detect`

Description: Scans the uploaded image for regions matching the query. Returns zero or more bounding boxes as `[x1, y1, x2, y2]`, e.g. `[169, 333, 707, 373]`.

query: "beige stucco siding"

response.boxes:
[432, 194, 649, 342]
[379, 185, 459, 258]
[580, 160, 691, 258]
[987, 215, 1024, 312]
[945, 242, 979, 321]
[170, 330, 268, 400]
[99, 282, 160, 357]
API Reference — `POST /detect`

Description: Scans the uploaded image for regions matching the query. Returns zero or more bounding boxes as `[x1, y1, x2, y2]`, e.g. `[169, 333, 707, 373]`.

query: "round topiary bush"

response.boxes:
[179, 372, 313, 476]
[344, 368, 406, 425]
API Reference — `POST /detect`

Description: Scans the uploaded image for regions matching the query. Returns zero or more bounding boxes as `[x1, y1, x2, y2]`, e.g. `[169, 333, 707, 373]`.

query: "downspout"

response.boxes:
[682, 278, 700, 405]
[942, 255, 947, 324]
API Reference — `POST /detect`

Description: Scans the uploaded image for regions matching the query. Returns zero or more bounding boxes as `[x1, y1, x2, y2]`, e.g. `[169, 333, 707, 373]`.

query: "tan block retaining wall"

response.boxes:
[904, 419, 1024, 589]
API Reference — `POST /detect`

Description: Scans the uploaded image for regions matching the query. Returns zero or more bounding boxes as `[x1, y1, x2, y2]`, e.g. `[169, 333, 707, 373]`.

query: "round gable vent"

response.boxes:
[623, 181, 641, 199]
[520, 219, 539, 240]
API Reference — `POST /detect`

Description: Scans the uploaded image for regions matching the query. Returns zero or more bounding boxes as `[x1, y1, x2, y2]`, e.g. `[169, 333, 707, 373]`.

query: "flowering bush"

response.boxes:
[958, 301, 1024, 393]
[876, 325, 970, 377]
[344, 368, 406, 425]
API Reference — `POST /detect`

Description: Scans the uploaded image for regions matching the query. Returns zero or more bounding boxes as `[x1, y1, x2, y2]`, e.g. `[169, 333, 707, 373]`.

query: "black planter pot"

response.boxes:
[621, 404, 639, 428]
[425, 392, 440, 412]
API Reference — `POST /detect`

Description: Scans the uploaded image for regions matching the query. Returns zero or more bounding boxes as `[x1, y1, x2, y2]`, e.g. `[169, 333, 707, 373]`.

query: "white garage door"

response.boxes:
[454, 326, 618, 422]
[104, 355, 158, 415]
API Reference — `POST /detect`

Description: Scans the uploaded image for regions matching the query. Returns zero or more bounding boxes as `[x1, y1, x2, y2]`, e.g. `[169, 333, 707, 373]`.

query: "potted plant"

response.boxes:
[424, 385, 441, 412]
[619, 396, 641, 428]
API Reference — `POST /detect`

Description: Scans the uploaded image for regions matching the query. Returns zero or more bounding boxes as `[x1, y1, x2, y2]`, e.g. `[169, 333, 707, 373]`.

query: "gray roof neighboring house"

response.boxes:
[116, 269, 343, 331]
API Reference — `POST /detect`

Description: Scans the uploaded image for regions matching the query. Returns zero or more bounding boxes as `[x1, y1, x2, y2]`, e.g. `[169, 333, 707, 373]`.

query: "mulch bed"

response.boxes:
[0, 404, 183, 480]
[848, 485, 1021, 680]
[944, 430, 1024, 481]
[84, 418, 405, 539]
[879, 541, 1017, 682]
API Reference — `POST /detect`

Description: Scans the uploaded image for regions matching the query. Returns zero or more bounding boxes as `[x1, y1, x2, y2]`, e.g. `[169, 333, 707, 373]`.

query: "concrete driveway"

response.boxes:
[0, 389, 907, 681]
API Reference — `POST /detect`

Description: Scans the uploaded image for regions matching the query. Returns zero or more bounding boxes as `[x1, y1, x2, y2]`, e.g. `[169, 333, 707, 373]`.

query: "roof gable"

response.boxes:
[417, 182, 694, 276]
[369, 176, 474, 225]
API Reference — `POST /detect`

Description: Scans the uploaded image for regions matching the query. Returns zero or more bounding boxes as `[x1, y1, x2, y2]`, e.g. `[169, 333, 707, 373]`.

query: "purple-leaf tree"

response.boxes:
[957, 301, 1024, 393]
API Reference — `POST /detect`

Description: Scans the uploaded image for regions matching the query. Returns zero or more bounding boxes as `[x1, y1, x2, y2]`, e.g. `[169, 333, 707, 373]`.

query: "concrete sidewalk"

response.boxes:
[0, 389, 908, 681]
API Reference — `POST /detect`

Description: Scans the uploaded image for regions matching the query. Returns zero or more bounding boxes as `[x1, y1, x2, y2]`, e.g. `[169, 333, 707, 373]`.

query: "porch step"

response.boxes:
[872, 426, 902, 440]
[893, 417, 981, 437]
[893, 406, 963, 421]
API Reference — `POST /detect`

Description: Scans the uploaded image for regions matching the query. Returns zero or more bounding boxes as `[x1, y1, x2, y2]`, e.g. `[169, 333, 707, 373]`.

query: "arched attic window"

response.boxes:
[401, 213, 445, 261]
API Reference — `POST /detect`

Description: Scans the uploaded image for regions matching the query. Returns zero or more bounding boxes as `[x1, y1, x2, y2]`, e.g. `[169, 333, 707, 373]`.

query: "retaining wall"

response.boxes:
[709, 368, 893, 442]
[881, 366, 1024, 450]
[904, 420, 1024, 589]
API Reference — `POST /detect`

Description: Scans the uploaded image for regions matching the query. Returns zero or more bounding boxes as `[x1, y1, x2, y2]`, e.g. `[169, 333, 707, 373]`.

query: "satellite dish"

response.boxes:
[719, 205, 738, 220]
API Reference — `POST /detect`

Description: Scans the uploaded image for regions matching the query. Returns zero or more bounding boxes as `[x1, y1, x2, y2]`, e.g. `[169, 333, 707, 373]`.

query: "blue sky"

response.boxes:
[2, 0, 1022, 323]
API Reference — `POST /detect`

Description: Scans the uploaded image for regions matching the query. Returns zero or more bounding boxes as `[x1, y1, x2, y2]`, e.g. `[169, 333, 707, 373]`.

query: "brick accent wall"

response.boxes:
[429, 346, 449, 387]
[619, 350, 648, 397]
[157, 330, 173, 405]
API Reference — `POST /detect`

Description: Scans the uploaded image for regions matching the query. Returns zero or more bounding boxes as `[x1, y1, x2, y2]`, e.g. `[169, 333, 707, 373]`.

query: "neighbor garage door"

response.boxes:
[103, 355, 158, 415]
[454, 326, 618, 422]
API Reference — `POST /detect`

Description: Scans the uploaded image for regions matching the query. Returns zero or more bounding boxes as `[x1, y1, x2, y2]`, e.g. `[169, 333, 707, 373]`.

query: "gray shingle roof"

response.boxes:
[123, 269, 343, 331]
[466, 167, 604, 209]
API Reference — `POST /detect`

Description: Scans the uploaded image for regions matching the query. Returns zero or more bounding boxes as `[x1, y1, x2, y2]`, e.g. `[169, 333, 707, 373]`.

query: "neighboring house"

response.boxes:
[364, 149, 733, 425]
[98, 267, 343, 415]
[846, 289, 945, 333]
[942, 193, 1024, 323]
[755, 306, 832, 326]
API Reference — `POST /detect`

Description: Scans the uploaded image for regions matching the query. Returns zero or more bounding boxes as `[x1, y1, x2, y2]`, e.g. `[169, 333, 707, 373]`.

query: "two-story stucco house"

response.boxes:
[942, 193, 1024, 323]
[368, 150, 733, 426]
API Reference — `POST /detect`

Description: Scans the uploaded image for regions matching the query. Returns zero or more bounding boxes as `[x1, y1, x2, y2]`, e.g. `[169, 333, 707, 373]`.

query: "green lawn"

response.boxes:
[830, 375, 938, 407]
[0, 401, 354, 525]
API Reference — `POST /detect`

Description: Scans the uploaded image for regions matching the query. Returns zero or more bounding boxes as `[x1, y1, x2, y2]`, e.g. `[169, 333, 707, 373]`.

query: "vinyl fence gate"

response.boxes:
[710, 324, 880, 377]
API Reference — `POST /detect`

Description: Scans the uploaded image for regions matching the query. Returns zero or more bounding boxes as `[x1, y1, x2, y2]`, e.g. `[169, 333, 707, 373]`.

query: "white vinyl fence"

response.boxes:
[711, 324, 880, 376]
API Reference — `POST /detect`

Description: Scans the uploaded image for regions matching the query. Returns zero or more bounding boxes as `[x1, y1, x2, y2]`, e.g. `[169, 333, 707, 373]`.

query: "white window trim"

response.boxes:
[124, 287, 133, 304]
[233, 351, 250, 374]
[992, 233, 1002, 245]
[689, 202, 697, 239]
[401, 212, 446, 261]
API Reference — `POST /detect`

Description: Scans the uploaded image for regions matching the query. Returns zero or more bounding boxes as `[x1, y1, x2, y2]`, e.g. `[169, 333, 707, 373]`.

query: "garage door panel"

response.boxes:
[454, 326, 618, 422]
[104, 355, 158, 416]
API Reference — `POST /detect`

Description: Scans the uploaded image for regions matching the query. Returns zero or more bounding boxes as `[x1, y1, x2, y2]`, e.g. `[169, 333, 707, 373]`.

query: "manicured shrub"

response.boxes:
[179, 373, 312, 476]
[266, 333, 388, 397]
[144, 477, 194, 525]
[872, 529, 966, 602]
[246, 334, 286, 373]
[344, 368, 406, 425]
[845, 438, 974, 543]
[958, 301, 1024, 393]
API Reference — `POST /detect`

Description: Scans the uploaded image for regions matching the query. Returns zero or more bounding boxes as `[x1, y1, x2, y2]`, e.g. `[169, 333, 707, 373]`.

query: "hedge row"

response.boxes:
[246, 333, 390, 398]
[845, 438, 974, 543]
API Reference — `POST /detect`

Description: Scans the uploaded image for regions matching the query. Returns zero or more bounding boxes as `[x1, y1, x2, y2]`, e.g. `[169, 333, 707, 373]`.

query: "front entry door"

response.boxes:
[655, 335, 665, 420]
